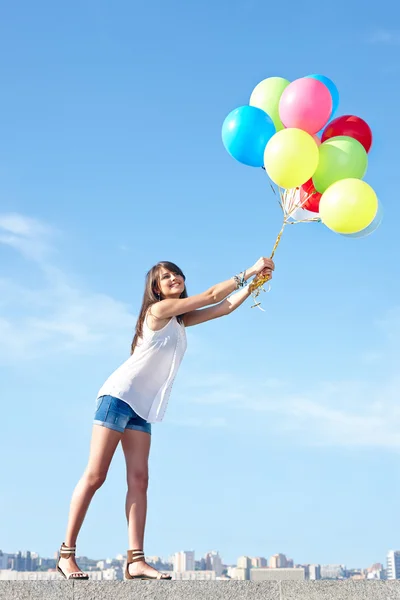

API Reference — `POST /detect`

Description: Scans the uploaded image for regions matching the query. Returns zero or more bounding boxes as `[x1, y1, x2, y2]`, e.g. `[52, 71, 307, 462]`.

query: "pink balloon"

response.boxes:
[279, 78, 332, 135]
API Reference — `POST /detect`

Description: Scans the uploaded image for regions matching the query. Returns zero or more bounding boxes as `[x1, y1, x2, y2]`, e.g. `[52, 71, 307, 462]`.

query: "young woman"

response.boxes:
[57, 256, 274, 581]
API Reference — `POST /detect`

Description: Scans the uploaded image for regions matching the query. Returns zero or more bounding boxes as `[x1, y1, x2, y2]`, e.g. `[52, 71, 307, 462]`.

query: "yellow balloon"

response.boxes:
[319, 178, 378, 234]
[250, 77, 290, 131]
[264, 128, 319, 189]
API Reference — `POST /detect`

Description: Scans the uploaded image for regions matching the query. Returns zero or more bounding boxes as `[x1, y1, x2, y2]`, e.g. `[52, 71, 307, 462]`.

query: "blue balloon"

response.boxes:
[221, 105, 276, 167]
[341, 201, 383, 239]
[306, 74, 339, 120]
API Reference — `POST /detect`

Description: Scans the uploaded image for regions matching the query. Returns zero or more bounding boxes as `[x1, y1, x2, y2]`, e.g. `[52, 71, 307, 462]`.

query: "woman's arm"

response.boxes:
[183, 284, 253, 326]
[183, 266, 273, 326]
[151, 257, 274, 320]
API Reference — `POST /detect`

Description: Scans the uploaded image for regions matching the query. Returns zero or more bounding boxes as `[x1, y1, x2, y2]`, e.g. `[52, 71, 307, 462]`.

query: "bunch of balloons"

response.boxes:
[222, 75, 382, 238]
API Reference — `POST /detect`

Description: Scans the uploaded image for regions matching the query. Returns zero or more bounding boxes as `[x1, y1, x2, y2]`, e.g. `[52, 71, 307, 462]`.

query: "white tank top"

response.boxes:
[97, 315, 187, 423]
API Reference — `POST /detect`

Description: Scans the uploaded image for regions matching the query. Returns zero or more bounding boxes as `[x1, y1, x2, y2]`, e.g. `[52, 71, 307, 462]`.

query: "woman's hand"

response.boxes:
[248, 257, 275, 277]
[258, 266, 273, 280]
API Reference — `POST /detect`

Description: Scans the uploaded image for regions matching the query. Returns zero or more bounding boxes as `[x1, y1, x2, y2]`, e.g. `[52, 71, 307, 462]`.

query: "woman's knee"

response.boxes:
[84, 469, 108, 490]
[127, 470, 149, 493]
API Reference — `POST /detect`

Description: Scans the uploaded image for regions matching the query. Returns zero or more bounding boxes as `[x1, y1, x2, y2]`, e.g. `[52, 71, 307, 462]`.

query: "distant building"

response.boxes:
[367, 569, 385, 580]
[309, 564, 321, 580]
[9, 552, 35, 572]
[173, 551, 195, 573]
[237, 556, 251, 580]
[172, 570, 215, 580]
[320, 564, 345, 580]
[73, 556, 98, 572]
[0, 570, 60, 581]
[237, 556, 251, 569]
[251, 557, 267, 568]
[387, 551, 400, 580]
[233, 567, 248, 580]
[269, 554, 288, 568]
[0, 568, 122, 581]
[251, 567, 306, 582]
[37, 558, 56, 570]
[145, 556, 163, 565]
[366, 562, 385, 580]
[204, 551, 223, 576]
[346, 569, 365, 580]
[146, 556, 171, 572]
[195, 558, 207, 571]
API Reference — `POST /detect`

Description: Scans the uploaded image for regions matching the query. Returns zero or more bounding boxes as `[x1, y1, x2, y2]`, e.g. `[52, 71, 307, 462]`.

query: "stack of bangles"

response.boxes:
[233, 271, 247, 289]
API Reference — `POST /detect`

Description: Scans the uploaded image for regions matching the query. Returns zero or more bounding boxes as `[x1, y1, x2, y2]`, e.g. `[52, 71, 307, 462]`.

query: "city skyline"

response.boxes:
[1, 545, 397, 575]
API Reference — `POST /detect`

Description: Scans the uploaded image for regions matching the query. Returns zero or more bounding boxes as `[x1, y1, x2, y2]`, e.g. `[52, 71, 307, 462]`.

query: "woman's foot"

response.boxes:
[57, 543, 89, 580]
[58, 556, 88, 579]
[125, 550, 171, 580]
[128, 559, 171, 580]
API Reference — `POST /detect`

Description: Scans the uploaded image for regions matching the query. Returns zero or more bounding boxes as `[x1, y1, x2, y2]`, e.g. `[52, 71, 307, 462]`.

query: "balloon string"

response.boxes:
[248, 220, 286, 308]
[248, 187, 320, 310]
[270, 222, 286, 259]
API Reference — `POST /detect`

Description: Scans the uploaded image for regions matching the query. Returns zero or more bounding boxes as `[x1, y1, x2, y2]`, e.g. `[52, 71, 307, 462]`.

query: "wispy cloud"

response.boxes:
[368, 29, 400, 45]
[0, 213, 56, 261]
[179, 310, 400, 450]
[0, 213, 135, 362]
[3, 212, 398, 450]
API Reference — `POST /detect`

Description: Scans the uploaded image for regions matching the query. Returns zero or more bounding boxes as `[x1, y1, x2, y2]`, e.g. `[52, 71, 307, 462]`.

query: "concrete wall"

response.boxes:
[2, 580, 400, 600]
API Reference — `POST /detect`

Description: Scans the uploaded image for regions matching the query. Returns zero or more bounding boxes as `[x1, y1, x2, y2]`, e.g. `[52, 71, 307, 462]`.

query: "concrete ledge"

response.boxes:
[1, 580, 400, 600]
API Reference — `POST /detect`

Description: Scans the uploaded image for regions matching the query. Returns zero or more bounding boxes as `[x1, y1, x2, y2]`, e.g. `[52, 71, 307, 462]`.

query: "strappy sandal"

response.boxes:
[56, 543, 89, 580]
[125, 549, 172, 580]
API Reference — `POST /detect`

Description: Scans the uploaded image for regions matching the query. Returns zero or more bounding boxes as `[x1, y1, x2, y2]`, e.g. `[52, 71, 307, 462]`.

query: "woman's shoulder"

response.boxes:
[145, 306, 175, 333]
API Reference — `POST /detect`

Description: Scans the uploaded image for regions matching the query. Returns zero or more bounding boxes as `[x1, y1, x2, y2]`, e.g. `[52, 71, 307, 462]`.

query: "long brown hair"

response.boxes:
[130, 261, 188, 355]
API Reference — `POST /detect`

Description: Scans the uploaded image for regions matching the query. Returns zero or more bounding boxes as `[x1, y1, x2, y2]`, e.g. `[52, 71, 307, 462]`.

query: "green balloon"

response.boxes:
[313, 136, 368, 193]
[250, 77, 290, 132]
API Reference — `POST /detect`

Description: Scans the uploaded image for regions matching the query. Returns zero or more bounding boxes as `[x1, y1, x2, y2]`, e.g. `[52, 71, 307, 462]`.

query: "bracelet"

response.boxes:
[233, 271, 247, 289]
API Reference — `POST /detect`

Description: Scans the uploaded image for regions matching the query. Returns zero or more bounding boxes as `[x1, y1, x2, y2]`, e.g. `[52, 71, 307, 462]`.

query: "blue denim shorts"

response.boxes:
[94, 395, 151, 435]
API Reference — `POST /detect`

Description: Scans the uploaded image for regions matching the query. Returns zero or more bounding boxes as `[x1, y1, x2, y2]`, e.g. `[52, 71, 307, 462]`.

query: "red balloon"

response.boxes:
[300, 179, 321, 213]
[321, 115, 372, 153]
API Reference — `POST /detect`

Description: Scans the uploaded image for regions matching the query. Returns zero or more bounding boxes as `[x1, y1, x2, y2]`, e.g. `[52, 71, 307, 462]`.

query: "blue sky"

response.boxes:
[0, 0, 399, 570]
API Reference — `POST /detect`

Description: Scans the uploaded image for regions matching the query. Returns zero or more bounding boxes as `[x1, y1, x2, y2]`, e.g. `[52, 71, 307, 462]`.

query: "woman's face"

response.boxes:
[157, 268, 185, 299]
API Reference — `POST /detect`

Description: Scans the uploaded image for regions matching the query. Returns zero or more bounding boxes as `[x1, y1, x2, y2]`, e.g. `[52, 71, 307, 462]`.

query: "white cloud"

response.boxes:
[181, 311, 400, 450]
[3, 212, 398, 450]
[0, 213, 56, 261]
[0, 213, 135, 362]
[0, 213, 51, 237]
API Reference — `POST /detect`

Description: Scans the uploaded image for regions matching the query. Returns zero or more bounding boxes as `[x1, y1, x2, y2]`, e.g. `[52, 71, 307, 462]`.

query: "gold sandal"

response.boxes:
[56, 543, 89, 580]
[125, 549, 172, 580]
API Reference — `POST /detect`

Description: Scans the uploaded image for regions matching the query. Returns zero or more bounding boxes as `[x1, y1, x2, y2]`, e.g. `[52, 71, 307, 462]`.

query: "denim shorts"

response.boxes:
[94, 395, 151, 435]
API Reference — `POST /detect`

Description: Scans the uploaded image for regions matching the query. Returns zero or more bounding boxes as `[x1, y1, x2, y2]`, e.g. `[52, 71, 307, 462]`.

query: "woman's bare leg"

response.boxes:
[122, 429, 165, 577]
[59, 425, 122, 577]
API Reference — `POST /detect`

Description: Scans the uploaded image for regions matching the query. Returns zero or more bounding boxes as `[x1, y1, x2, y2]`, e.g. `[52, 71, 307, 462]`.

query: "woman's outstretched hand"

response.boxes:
[249, 257, 275, 278]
